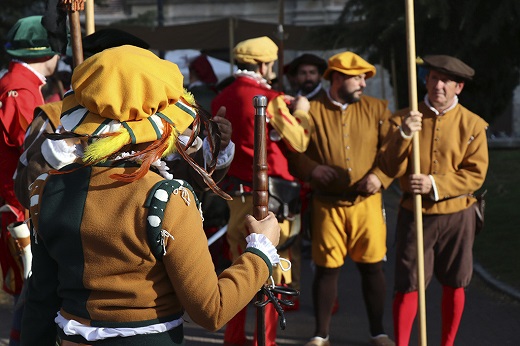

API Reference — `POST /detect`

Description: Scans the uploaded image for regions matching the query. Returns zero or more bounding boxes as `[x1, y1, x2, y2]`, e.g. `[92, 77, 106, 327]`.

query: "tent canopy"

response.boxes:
[96, 17, 345, 52]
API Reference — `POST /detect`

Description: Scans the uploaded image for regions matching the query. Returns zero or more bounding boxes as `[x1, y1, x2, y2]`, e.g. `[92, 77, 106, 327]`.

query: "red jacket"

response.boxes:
[0, 61, 45, 294]
[211, 76, 294, 185]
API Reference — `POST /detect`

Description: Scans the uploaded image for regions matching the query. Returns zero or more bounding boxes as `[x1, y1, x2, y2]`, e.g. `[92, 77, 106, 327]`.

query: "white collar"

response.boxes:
[233, 69, 272, 89]
[326, 88, 348, 110]
[298, 83, 323, 99]
[424, 94, 459, 116]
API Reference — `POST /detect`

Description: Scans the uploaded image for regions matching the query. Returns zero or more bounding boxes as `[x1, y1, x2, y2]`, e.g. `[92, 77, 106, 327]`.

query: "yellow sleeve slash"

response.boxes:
[266, 95, 310, 153]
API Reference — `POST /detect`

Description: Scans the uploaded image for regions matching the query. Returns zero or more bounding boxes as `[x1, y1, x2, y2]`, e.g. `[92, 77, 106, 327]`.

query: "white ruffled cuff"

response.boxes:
[428, 174, 439, 201]
[203, 138, 235, 169]
[41, 138, 82, 169]
[246, 233, 280, 265]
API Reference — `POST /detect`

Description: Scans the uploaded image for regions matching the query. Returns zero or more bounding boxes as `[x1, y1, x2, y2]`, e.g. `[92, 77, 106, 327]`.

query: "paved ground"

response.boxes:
[2, 187, 520, 345]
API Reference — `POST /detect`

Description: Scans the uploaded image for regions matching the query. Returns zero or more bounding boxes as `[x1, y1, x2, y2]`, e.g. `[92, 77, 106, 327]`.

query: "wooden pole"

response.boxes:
[252, 97, 268, 220]
[157, 0, 164, 59]
[228, 17, 235, 77]
[276, 0, 285, 92]
[253, 95, 268, 346]
[68, 11, 83, 67]
[63, 0, 84, 68]
[391, 48, 399, 110]
[404, 1, 427, 345]
[85, 0, 95, 35]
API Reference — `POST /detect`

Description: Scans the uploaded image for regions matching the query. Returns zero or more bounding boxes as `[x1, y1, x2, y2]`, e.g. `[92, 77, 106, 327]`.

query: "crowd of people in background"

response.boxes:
[0, 14, 488, 346]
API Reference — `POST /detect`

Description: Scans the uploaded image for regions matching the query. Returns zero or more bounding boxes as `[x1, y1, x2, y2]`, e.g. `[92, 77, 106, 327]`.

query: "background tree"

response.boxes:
[316, 0, 520, 125]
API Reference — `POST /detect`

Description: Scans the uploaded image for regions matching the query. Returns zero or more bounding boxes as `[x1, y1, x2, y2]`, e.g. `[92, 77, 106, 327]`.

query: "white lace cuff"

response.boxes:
[203, 138, 235, 169]
[246, 233, 279, 265]
[41, 138, 82, 169]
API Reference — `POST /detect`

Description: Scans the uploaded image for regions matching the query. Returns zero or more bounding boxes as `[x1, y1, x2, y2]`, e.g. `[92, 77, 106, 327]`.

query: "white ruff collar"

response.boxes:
[233, 69, 272, 89]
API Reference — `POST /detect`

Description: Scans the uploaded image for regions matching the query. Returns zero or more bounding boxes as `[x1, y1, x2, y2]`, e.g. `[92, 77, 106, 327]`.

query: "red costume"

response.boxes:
[212, 74, 309, 346]
[212, 76, 294, 184]
[0, 61, 45, 295]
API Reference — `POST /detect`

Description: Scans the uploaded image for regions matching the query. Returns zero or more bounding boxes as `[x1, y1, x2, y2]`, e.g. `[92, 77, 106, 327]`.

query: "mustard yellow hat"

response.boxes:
[233, 36, 278, 64]
[323, 52, 376, 80]
[61, 45, 196, 148]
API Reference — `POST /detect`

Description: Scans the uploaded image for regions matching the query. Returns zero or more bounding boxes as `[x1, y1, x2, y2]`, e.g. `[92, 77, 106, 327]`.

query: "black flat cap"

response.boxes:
[287, 53, 327, 76]
[421, 55, 474, 81]
[82, 29, 150, 58]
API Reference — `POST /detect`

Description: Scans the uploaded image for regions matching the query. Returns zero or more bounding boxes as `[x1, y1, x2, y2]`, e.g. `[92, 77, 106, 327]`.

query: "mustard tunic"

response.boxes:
[380, 101, 489, 213]
[22, 164, 272, 345]
[288, 90, 394, 205]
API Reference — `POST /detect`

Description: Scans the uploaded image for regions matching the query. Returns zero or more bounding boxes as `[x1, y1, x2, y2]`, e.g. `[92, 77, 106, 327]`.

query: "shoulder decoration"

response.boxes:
[144, 179, 202, 260]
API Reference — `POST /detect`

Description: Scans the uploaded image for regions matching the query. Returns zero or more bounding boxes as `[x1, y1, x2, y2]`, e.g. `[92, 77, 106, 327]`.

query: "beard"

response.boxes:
[300, 81, 319, 95]
[338, 88, 362, 104]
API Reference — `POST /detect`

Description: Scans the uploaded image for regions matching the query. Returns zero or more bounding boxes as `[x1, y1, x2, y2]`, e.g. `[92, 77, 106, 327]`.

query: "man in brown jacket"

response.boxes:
[379, 55, 488, 346]
[288, 51, 395, 346]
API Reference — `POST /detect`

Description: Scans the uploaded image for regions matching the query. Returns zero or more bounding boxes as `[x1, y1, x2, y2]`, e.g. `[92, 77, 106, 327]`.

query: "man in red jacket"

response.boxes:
[211, 36, 311, 346]
[0, 15, 60, 345]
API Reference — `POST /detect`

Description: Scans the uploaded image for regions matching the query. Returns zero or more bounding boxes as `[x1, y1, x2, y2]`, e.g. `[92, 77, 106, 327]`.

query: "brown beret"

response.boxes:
[287, 53, 327, 76]
[421, 55, 474, 81]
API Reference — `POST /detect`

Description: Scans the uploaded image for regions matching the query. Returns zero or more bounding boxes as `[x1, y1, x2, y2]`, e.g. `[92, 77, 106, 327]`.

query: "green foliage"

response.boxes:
[323, 0, 520, 123]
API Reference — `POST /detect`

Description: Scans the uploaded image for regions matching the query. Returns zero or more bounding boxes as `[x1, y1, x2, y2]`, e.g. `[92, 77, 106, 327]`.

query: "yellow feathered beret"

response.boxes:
[233, 36, 278, 64]
[323, 51, 376, 80]
[61, 45, 196, 146]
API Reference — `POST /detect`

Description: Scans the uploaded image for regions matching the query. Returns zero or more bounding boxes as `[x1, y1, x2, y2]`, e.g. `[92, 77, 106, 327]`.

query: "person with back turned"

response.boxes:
[0, 16, 60, 346]
[212, 36, 311, 346]
[20, 45, 282, 346]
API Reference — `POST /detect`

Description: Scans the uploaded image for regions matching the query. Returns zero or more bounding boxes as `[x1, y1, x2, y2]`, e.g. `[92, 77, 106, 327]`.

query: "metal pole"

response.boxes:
[404, 1, 427, 345]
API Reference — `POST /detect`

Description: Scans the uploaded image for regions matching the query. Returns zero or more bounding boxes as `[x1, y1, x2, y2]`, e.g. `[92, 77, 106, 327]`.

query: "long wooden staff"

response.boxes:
[85, 0, 95, 35]
[276, 0, 285, 92]
[253, 95, 269, 346]
[63, 0, 84, 68]
[404, 0, 427, 344]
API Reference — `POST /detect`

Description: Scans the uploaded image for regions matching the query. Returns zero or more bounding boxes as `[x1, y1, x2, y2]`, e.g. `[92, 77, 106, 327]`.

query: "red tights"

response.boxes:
[224, 299, 278, 346]
[393, 286, 465, 346]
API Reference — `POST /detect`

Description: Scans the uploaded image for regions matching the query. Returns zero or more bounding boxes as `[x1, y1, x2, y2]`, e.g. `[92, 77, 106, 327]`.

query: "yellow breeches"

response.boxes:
[311, 193, 387, 267]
